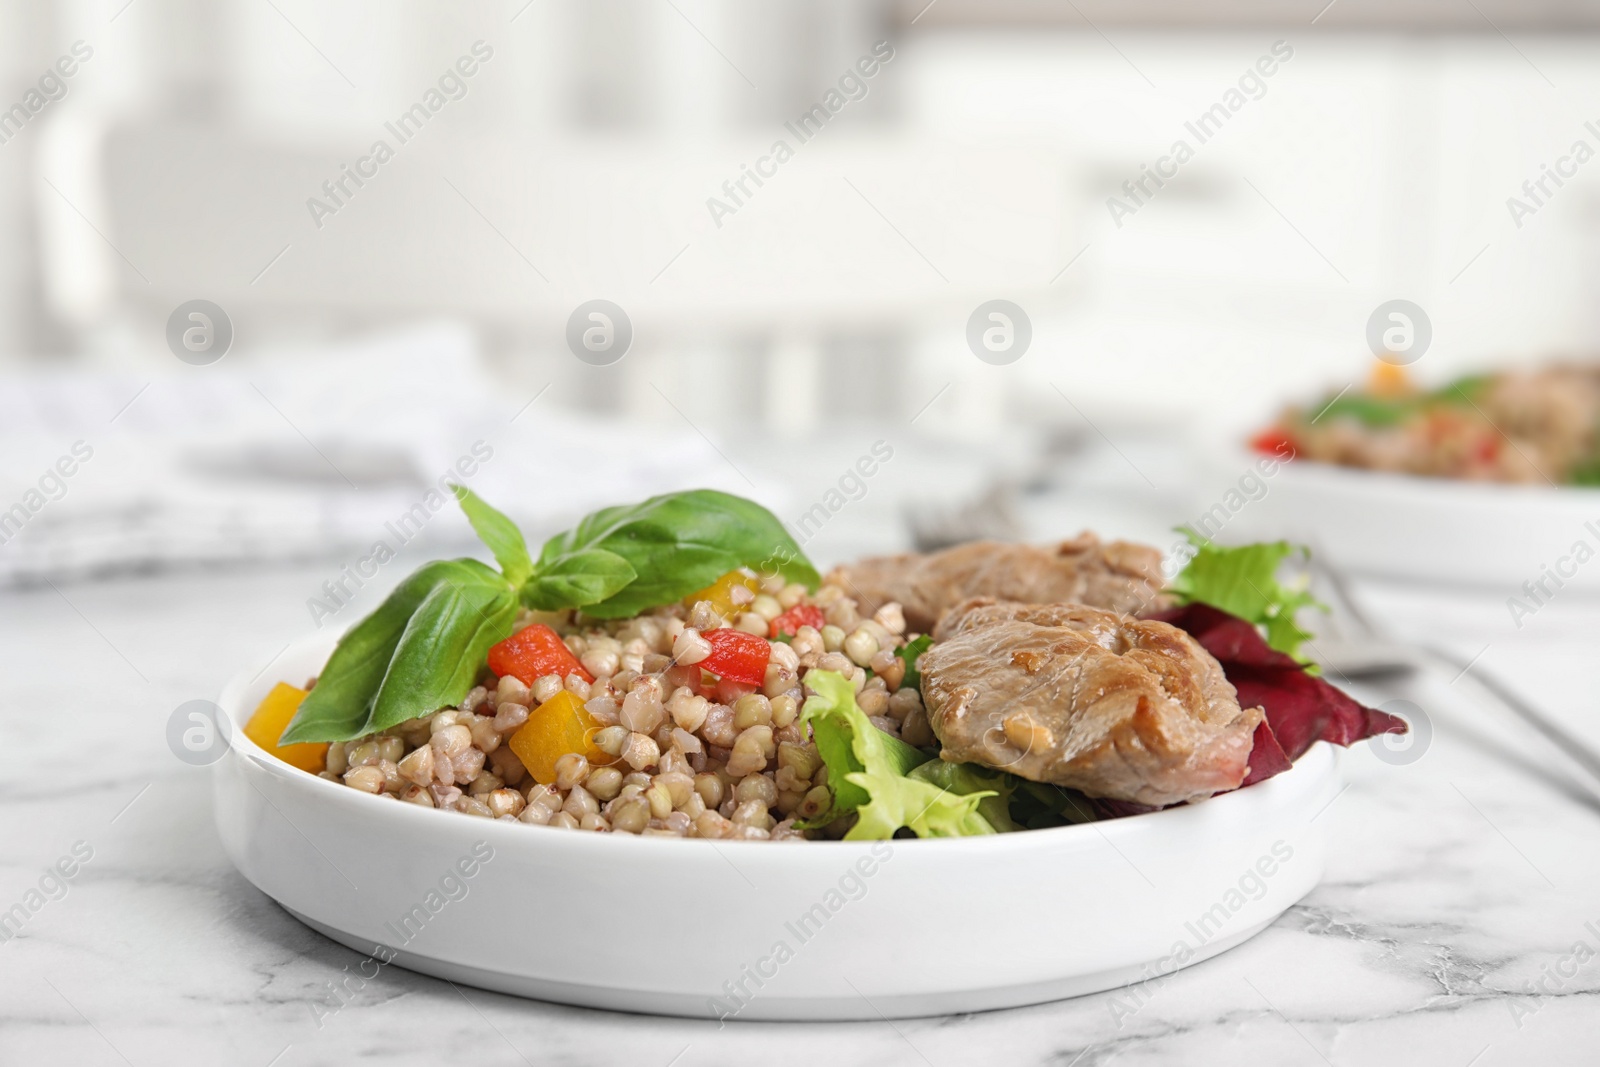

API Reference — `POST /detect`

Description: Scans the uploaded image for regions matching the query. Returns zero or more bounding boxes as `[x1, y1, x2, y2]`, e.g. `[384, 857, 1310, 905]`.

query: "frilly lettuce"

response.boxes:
[906, 760, 1021, 833]
[1170, 529, 1322, 663]
[800, 671, 999, 839]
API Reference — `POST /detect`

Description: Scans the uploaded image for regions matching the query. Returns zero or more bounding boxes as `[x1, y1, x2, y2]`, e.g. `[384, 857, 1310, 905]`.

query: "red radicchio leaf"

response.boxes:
[1240, 719, 1292, 786]
[1150, 602, 1407, 784]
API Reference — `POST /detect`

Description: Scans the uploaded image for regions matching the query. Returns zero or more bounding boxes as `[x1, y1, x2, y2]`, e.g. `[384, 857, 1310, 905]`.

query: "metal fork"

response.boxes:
[1312, 557, 1600, 793]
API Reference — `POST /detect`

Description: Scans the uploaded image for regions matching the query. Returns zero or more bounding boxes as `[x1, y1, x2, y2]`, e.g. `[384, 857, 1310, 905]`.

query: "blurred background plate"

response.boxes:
[1215, 448, 1600, 596]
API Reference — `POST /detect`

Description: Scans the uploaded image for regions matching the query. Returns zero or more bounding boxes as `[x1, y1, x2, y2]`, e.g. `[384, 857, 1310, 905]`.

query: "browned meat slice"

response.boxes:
[826, 534, 1167, 635]
[921, 598, 1263, 806]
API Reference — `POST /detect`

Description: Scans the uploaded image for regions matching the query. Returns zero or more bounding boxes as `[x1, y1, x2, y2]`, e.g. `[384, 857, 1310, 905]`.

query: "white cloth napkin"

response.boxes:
[0, 324, 780, 587]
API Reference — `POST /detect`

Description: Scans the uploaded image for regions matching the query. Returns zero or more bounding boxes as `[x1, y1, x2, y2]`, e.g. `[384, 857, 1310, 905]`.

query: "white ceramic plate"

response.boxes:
[1209, 449, 1600, 595]
[214, 629, 1339, 1021]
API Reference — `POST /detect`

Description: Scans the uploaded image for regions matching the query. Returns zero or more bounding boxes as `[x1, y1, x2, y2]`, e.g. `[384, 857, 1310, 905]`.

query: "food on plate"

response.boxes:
[827, 533, 1168, 634]
[920, 599, 1261, 807]
[1257, 361, 1600, 484]
[244, 682, 327, 773]
[251, 487, 1402, 840]
[1150, 601, 1401, 765]
[1165, 533, 1318, 662]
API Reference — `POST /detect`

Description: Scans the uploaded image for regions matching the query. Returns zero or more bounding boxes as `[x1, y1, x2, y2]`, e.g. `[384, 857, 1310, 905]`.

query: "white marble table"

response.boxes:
[3, 558, 1598, 1067]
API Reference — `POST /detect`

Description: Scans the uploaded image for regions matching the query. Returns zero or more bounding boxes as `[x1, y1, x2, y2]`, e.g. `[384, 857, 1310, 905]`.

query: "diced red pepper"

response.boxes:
[769, 604, 825, 638]
[699, 627, 771, 687]
[1249, 427, 1298, 458]
[488, 624, 594, 686]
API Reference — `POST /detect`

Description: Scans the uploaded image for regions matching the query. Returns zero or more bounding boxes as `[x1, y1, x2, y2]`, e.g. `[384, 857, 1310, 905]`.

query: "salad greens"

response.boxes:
[281, 476, 1340, 839]
[280, 559, 519, 744]
[800, 674, 1109, 838]
[1571, 457, 1600, 487]
[520, 548, 639, 611]
[895, 635, 932, 691]
[1009, 781, 1101, 829]
[1169, 529, 1322, 663]
[906, 760, 1020, 833]
[1310, 393, 1414, 428]
[281, 488, 817, 744]
[536, 491, 818, 618]
[800, 671, 997, 839]
[452, 485, 536, 586]
[1309, 372, 1493, 429]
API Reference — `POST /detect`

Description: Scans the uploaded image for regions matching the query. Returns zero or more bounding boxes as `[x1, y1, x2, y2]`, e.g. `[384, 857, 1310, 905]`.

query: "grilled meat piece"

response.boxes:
[921, 598, 1263, 807]
[826, 534, 1167, 635]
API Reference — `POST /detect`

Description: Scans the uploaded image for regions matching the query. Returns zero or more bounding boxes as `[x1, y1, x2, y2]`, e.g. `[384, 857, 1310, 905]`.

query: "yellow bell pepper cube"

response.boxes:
[508, 689, 616, 786]
[684, 568, 760, 620]
[245, 682, 329, 773]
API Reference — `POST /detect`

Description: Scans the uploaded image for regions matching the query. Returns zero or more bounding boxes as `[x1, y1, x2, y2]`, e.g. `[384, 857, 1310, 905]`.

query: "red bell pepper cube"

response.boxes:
[769, 604, 826, 639]
[1249, 428, 1298, 458]
[488, 624, 594, 686]
[699, 627, 771, 687]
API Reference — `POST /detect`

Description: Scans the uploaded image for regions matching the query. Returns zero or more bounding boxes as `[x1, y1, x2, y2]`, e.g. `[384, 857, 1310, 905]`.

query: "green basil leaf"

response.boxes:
[280, 559, 516, 743]
[367, 564, 519, 734]
[521, 548, 636, 610]
[1311, 394, 1415, 428]
[280, 560, 470, 744]
[451, 484, 533, 585]
[1433, 374, 1493, 406]
[538, 489, 819, 618]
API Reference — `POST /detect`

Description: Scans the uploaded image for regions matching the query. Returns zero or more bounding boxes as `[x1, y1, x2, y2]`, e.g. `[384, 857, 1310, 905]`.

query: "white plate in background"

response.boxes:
[213, 629, 1338, 1021]
[1203, 450, 1600, 597]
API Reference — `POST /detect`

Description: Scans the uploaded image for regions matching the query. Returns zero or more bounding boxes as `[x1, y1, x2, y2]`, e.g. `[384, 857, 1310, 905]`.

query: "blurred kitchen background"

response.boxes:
[4, 0, 1600, 590]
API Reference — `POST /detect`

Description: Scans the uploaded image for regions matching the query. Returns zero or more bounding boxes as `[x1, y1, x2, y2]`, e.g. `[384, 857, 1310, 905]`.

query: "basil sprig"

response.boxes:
[279, 487, 818, 743]
[536, 490, 818, 617]
[452, 484, 535, 585]
[279, 559, 520, 744]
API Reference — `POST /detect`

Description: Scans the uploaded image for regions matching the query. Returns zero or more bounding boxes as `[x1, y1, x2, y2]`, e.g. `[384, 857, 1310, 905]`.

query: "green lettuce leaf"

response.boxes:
[1010, 781, 1100, 829]
[800, 671, 996, 840]
[896, 634, 932, 690]
[1170, 530, 1321, 663]
[906, 760, 1020, 833]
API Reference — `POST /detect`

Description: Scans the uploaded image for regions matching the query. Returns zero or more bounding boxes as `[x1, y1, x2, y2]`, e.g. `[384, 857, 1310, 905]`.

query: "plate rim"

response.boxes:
[1223, 444, 1600, 504]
